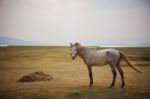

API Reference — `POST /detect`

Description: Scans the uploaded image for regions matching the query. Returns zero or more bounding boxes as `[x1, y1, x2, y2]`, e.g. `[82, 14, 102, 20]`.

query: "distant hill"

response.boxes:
[0, 37, 43, 45]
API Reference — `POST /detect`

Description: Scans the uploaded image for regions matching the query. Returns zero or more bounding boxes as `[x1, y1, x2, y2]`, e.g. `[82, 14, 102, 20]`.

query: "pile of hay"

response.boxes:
[19, 71, 53, 82]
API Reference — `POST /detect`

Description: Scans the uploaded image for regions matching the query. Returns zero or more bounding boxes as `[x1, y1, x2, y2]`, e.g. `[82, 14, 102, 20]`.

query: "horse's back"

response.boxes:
[95, 49, 119, 56]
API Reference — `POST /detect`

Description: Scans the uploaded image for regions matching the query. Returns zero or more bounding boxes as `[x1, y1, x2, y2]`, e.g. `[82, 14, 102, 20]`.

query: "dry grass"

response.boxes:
[0, 46, 150, 99]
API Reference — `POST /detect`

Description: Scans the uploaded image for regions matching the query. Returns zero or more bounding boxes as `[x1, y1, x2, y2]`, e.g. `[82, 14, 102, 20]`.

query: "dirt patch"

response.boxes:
[19, 71, 53, 82]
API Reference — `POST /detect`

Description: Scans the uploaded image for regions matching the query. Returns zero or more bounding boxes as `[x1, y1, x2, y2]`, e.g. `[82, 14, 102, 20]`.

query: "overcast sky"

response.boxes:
[0, 0, 150, 46]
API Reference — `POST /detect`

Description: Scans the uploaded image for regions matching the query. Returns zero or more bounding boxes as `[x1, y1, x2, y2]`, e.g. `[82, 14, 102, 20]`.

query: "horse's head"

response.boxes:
[69, 42, 79, 60]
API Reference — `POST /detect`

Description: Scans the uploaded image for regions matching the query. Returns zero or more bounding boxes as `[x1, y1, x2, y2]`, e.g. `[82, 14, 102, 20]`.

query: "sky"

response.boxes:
[0, 0, 150, 46]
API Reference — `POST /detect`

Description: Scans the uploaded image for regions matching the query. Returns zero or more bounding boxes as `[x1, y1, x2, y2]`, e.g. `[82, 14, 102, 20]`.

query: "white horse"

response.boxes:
[70, 42, 142, 88]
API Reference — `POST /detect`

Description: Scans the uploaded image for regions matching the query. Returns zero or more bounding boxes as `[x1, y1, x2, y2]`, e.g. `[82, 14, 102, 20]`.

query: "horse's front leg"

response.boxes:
[87, 66, 93, 87]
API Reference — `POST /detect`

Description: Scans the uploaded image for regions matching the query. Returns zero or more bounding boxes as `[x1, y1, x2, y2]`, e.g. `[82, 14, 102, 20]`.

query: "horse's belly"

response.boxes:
[94, 60, 107, 66]
[90, 56, 108, 66]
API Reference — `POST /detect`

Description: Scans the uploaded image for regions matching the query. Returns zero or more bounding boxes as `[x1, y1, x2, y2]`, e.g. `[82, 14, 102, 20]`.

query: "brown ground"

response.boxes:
[0, 46, 150, 99]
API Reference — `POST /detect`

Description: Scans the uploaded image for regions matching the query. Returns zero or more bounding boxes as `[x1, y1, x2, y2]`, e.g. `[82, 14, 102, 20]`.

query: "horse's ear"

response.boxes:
[70, 42, 72, 46]
[75, 42, 80, 46]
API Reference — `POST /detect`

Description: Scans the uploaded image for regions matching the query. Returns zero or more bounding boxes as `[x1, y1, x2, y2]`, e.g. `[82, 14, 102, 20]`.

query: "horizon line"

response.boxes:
[0, 44, 150, 48]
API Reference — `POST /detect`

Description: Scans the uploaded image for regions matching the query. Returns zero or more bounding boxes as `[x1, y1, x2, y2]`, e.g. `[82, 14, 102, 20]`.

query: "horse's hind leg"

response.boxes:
[116, 65, 125, 88]
[109, 65, 117, 88]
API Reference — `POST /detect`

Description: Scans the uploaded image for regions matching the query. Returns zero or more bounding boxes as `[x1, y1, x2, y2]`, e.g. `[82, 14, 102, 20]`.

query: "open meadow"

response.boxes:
[0, 46, 150, 99]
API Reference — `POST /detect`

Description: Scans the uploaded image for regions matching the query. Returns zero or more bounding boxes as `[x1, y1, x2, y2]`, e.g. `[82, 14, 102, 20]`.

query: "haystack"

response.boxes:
[19, 71, 53, 82]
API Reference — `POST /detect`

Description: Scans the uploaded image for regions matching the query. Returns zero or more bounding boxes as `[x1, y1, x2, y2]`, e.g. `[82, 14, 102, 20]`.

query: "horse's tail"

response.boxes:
[119, 52, 142, 73]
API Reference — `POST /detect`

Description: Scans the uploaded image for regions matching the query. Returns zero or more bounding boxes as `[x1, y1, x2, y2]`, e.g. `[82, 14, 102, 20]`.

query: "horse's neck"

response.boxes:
[77, 46, 88, 59]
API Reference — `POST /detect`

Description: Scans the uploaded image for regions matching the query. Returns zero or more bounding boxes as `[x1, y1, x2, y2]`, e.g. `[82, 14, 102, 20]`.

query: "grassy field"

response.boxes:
[0, 46, 150, 99]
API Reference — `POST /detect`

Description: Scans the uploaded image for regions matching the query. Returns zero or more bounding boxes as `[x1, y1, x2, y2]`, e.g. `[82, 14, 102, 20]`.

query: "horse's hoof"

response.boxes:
[109, 84, 115, 88]
[89, 85, 93, 87]
[89, 84, 93, 87]
[120, 84, 125, 88]
[109, 85, 114, 88]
